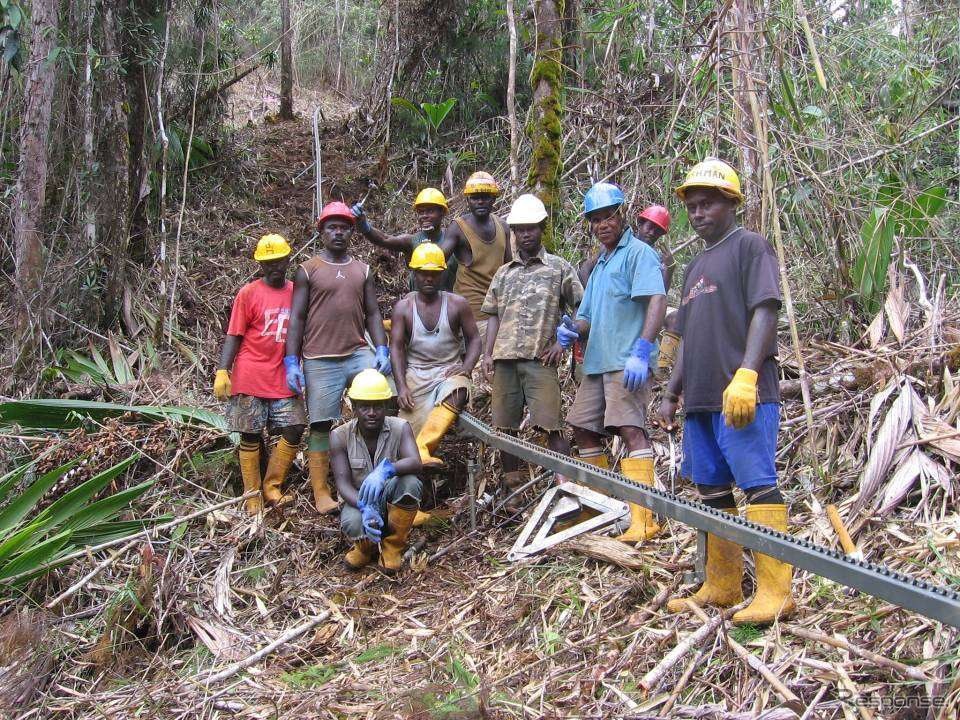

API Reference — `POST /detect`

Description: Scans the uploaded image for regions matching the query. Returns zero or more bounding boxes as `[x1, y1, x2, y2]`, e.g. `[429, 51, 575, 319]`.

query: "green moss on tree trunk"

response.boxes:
[526, 0, 564, 250]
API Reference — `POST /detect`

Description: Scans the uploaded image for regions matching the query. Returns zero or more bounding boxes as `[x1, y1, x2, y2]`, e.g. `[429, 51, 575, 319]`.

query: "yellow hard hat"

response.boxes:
[409, 242, 447, 271]
[254, 233, 292, 261]
[675, 158, 745, 203]
[463, 171, 500, 196]
[347, 368, 394, 401]
[413, 187, 449, 210]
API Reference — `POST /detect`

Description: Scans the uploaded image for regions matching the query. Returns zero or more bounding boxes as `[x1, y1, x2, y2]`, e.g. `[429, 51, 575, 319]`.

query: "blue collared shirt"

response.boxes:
[576, 227, 666, 375]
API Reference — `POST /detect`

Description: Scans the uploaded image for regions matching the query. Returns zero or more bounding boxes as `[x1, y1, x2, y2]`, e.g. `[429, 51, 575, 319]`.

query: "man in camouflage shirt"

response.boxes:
[481, 195, 583, 509]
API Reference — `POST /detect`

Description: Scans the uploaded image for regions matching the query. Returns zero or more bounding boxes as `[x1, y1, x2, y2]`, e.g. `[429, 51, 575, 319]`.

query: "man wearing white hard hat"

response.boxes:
[480, 194, 583, 511]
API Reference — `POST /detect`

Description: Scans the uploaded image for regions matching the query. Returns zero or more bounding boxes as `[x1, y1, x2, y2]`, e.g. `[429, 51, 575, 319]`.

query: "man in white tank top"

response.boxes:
[389, 243, 482, 467]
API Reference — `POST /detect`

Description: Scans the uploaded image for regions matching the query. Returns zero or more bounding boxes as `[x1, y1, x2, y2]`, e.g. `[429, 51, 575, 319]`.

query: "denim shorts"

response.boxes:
[303, 348, 377, 423]
[681, 403, 779, 490]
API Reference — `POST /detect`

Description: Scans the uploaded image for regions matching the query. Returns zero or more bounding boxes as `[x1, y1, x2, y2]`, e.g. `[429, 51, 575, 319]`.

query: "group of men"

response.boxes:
[213, 160, 796, 625]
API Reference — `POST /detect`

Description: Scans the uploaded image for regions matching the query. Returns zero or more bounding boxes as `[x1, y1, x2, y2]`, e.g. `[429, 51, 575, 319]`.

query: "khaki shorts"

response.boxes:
[566, 371, 649, 435]
[491, 359, 562, 431]
[227, 394, 307, 434]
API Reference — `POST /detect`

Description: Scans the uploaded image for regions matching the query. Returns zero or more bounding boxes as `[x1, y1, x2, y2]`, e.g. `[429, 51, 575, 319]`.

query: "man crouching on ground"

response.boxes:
[331, 369, 423, 574]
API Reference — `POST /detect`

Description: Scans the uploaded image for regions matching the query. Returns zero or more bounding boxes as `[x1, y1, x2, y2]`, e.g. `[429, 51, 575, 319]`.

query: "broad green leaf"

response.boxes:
[390, 96, 422, 117]
[64, 479, 154, 532]
[852, 208, 894, 312]
[0, 399, 227, 431]
[88, 342, 114, 380]
[0, 529, 72, 580]
[0, 461, 30, 499]
[420, 98, 457, 133]
[0, 520, 47, 565]
[73, 517, 172, 545]
[7, 5, 21, 29]
[34, 456, 138, 528]
[0, 460, 79, 533]
[108, 335, 134, 385]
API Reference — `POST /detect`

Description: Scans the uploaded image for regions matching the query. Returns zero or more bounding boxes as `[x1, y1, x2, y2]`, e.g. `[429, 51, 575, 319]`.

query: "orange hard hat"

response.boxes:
[638, 205, 671, 233]
[316, 201, 356, 230]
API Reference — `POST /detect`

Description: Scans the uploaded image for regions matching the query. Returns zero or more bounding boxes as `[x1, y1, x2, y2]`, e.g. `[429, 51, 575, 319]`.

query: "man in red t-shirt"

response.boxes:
[214, 234, 307, 514]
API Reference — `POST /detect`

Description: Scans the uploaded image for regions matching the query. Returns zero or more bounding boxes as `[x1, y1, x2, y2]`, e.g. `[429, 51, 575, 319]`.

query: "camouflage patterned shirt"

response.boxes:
[481, 247, 583, 360]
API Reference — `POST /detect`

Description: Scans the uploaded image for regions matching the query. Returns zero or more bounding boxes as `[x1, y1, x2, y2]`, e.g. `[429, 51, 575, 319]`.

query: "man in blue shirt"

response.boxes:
[556, 182, 667, 543]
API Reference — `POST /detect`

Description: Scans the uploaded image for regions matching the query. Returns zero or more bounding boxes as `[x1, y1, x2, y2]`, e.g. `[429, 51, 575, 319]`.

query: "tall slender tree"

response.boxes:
[12, 0, 60, 359]
[279, 0, 294, 119]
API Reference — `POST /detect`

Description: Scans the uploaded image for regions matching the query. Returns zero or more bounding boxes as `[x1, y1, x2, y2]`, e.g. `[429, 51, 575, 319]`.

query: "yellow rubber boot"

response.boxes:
[412, 510, 432, 527]
[667, 508, 744, 612]
[379, 504, 418, 574]
[238, 441, 263, 515]
[732, 504, 797, 625]
[658, 331, 681, 370]
[262, 438, 298, 507]
[345, 539, 377, 569]
[579, 452, 609, 470]
[308, 450, 339, 514]
[417, 404, 459, 467]
[616, 455, 662, 543]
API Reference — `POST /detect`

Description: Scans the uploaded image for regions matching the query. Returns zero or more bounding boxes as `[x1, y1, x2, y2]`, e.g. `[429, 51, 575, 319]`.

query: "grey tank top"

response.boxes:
[407, 292, 462, 369]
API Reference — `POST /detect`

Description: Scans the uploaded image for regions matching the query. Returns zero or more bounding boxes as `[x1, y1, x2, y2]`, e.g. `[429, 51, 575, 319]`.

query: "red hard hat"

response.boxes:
[316, 201, 356, 230]
[638, 204, 671, 233]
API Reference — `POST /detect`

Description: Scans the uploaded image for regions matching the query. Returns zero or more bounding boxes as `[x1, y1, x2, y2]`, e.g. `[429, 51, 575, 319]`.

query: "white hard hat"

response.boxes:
[506, 194, 548, 225]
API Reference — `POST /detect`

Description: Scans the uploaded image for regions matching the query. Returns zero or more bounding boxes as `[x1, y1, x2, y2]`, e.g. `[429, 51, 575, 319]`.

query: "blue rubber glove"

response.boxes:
[359, 501, 383, 542]
[374, 345, 392, 375]
[351, 203, 372, 234]
[284, 355, 305, 395]
[623, 338, 654, 392]
[357, 458, 396, 507]
[555, 314, 579, 349]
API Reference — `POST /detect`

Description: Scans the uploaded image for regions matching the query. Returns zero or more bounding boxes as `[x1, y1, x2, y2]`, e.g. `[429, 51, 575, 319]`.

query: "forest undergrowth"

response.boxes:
[0, 70, 957, 718]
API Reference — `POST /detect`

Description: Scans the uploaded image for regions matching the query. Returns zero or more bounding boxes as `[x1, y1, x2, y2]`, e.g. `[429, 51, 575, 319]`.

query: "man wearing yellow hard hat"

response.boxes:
[656, 157, 796, 626]
[330, 369, 423, 574]
[445, 171, 512, 341]
[352, 188, 457, 291]
[389, 242, 482, 462]
[214, 234, 307, 515]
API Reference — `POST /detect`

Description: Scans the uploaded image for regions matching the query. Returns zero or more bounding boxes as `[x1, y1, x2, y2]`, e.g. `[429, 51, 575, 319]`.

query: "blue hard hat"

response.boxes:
[583, 182, 626, 216]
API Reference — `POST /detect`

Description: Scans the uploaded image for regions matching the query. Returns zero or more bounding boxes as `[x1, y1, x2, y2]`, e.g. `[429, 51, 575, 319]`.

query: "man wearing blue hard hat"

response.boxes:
[555, 182, 667, 544]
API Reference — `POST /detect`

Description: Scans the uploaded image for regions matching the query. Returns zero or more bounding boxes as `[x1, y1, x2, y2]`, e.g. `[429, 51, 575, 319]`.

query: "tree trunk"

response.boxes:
[12, 0, 60, 358]
[505, 0, 519, 185]
[730, 0, 762, 231]
[123, 0, 165, 266]
[279, 0, 294, 119]
[526, 0, 565, 250]
[99, 0, 133, 330]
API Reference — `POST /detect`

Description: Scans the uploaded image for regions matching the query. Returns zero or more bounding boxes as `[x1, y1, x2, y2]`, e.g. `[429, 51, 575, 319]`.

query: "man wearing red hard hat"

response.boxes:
[284, 201, 392, 515]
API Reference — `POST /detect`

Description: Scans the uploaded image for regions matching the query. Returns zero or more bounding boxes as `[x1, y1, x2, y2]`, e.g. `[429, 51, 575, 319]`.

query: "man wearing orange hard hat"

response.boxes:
[657, 157, 796, 626]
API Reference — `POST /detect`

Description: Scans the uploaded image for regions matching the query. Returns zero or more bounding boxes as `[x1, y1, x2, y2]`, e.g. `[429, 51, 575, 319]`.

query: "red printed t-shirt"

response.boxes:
[227, 279, 295, 399]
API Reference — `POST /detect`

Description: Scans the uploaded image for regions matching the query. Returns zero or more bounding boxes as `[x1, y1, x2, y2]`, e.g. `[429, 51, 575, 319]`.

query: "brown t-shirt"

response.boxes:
[675, 227, 781, 413]
[452, 216, 507, 320]
[301, 256, 369, 359]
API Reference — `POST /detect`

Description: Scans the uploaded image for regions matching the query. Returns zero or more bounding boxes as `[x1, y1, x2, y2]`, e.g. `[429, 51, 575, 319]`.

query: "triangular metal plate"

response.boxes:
[507, 481, 629, 562]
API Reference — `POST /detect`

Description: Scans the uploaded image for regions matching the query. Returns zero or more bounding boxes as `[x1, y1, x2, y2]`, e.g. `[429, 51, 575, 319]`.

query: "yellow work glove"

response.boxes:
[722, 367, 758, 429]
[213, 369, 232, 400]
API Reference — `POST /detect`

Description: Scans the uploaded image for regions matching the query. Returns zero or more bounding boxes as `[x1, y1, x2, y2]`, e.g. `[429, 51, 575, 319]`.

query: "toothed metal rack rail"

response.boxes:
[456, 412, 960, 629]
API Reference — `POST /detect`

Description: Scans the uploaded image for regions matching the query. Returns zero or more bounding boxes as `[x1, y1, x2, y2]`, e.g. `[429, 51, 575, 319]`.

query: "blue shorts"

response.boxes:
[680, 403, 779, 490]
[303, 349, 376, 423]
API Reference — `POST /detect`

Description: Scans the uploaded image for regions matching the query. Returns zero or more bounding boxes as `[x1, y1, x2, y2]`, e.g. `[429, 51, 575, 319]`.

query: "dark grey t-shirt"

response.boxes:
[675, 227, 781, 413]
